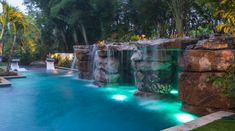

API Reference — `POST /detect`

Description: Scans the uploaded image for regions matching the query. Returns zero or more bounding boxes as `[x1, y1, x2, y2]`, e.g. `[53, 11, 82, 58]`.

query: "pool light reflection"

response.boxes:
[112, 94, 127, 101]
[170, 90, 178, 95]
[176, 113, 195, 123]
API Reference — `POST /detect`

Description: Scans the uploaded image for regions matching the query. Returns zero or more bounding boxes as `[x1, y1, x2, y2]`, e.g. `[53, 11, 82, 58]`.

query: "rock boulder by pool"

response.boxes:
[180, 35, 235, 115]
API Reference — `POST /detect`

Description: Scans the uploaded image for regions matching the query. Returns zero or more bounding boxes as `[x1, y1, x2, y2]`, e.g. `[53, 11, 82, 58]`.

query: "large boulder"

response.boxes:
[95, 57, 119, 73]
[182, 50, 235, 72]
[77, 61, 91, 72]
[132, 37, 198, 49]
[74, 45, 93, 80]
[180, 72, 235, 115]
[76, 49, 90, 61]
[188, 35, 235, 50]
[94, 69, 120, 84]
[132, 61, 172, 71]
[131, 51, 143, 61]
[79, 72, 92, 80]
[179, 35, 235, 115]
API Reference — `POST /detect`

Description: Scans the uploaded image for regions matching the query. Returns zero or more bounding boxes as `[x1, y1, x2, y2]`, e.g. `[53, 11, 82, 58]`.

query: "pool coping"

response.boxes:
[3, 75, 27, 79]
[0, 77, 11, 87]
[55, 66, 79, 72]
[163, 111, 235, 131]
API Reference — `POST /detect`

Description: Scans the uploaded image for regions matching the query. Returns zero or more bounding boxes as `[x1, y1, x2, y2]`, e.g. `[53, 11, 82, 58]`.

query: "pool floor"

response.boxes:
[0, 69, 197, 131]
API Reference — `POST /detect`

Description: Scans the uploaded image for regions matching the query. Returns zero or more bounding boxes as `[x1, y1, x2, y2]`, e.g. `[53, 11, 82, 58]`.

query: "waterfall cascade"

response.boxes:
[92, 43, 136, 86]
[74, 45, 93, 79]
[71, 55, 77, 70]
[90, 45, 98, 79]
[10, 59, 27, 72]
[75, 38, 197, 89]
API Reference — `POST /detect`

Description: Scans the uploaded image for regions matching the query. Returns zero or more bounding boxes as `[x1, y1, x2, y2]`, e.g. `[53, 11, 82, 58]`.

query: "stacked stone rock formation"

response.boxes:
[74, 45, 93, 80]
[180, 36, 235, 115]
[93, 45, 120, 86]
[131, 38, 198, 94]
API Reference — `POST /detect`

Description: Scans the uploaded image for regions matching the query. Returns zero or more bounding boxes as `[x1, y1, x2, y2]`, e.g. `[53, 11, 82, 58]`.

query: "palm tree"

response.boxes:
[0, 1, 39, 72]
[0, 1, 10, 56]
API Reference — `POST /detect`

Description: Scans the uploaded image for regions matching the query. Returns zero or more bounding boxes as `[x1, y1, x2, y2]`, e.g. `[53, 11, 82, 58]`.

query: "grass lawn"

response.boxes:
[193, 115, 235, 131]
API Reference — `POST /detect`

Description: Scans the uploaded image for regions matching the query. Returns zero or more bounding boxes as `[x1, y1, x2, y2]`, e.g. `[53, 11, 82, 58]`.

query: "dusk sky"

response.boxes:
[6, 0, 26, 11]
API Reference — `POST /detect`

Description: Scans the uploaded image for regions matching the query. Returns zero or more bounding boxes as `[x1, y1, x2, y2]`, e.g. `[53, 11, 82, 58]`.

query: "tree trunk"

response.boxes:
[61, 30, 69, 52]
[0, 27, 5, 57]
[6, 35, 16, 72]
[0, 27, 5, 40]
[81, 24, 88, 45]
[170, 0, 184, 35]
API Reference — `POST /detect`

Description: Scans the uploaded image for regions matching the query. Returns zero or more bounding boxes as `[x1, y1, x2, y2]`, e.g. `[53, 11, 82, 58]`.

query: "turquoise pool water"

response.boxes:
[0, 69, 197, 131]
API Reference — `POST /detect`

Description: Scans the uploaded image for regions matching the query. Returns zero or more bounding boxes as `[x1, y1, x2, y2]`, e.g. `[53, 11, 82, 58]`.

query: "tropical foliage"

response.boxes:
[201, 0, 235, 33]
[25, 0, 215, 53]
[0, 0, 235, 63]
[208, 64, 235, 99]
[0, 1, 40, 71]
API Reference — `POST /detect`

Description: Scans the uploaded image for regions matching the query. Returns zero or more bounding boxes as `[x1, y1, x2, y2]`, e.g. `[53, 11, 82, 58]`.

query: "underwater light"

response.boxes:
[170, 90, 178, 95]
[176, 113, 195, 123]
[112, 94, 127, 101]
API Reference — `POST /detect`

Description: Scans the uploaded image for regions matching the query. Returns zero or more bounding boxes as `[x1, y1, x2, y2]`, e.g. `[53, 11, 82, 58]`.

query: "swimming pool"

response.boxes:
[0, 69, 197, 131]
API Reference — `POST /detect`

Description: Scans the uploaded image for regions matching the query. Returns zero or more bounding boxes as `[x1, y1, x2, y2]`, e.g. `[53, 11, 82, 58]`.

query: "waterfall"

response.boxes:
[107, 45, 114, 85]
[71, 55, 77, 70]
[11, 61, 20, 71]
[90, 45, 98, 79]
[10, 59, 27, 72]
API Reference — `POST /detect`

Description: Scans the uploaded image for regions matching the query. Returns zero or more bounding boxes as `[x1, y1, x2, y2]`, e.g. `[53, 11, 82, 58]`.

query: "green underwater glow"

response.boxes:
[112, 94, 128, 101]
[176, 113, 196, 123]
[170, 90, 179, 95]
[100, 85, 198, 124]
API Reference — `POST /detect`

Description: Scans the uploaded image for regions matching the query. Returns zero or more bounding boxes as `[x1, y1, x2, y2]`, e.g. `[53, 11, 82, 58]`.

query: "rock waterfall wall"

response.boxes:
[74, 45, 93, 80]
[131, 38, 198, 94]
[180, 36, 235, 115]
[93, 45, 120, 86]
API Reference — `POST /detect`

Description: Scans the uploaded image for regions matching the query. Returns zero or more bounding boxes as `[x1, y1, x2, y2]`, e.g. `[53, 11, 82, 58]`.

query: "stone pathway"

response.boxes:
[163, 111, 234, 131]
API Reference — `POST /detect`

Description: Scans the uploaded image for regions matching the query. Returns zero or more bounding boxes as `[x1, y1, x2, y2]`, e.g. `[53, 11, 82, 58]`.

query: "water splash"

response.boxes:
[10, 59, 27, 72]
[71, 55, 77, 70]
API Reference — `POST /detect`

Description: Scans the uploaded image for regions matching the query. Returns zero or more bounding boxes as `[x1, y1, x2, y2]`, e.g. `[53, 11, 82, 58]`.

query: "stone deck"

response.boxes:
[163, 111, 234, 131]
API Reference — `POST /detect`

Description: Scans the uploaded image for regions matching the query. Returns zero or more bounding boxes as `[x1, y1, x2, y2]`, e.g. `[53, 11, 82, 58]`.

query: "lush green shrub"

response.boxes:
[108, 33, 144, 42]
[57, 57, 71, 68]
[130, 35, 141, 41]
[158, 84, 173, 95]
[208, 64, 235, 99]
[14, 47, 35, 65]
[189, 26, 214, 38]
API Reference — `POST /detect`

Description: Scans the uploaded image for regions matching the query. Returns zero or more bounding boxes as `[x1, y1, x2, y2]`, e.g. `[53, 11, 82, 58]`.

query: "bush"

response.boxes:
[130, 35, 141, 41]
[189, 26, 214, 38]
[158, 84, 173, 95]
[57, 57, 71, 68]
[208, 64, 235, 99]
